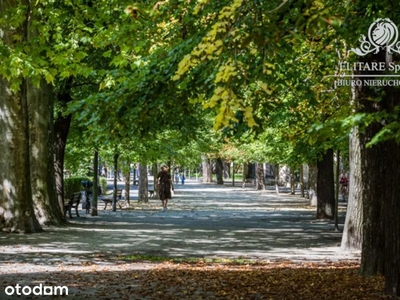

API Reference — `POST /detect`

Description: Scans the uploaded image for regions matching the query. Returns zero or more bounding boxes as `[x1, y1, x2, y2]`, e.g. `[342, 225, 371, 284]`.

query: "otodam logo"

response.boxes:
[334, 18, 400, 88]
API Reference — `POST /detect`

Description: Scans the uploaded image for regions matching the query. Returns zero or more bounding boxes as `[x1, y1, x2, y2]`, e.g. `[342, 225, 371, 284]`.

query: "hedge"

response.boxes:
[99, 177, 107, 195]
[64, 177, 90, 199]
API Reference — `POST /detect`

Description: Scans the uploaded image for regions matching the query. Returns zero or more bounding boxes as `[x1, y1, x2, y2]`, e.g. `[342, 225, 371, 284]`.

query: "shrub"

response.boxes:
[64, 177, 89, 199]
[99, 177, 107, 195]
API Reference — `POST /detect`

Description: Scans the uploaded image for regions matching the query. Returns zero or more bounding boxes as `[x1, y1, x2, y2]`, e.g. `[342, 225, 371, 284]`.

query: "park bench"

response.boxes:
[64, 192, 81, 219]
[102, 189, 123, 209]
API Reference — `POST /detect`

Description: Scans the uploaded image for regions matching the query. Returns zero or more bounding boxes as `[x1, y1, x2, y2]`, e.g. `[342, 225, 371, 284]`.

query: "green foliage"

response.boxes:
[4, 0, 400, 185]
[99, 177, 107, 195]
[64, 177, 89, 199]
[64, 130, 94, 177]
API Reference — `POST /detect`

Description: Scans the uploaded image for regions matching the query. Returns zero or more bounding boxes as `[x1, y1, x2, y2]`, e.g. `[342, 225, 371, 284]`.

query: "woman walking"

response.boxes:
[157, 165, 172, 211]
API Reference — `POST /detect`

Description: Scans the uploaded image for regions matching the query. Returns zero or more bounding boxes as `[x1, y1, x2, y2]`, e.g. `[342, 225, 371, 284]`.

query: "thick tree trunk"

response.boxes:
[356, 52, 398, 294]
[0, 0, 41, 233]
[215, 158, 224, 185]
[256, 163, 265, 190]
[382, 140, 400, 295]
[360, 124, 387, 276]
[28, 79, 64, 225]
[0, 77, 42, 232]
[308, 164, 318, 206]
[357, 70, 385, 277]
[138, 163, 149, 203]
[202, 156, 212, 183]
[54, 79, 73, 218]
[376, 52, 400, 297]
[341, 127, 363, 251]
[316, 149, 335, 219]
[25, 0, 64, 225]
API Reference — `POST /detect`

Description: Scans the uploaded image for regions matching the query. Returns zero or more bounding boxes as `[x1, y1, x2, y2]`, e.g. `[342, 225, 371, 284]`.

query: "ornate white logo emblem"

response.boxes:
[350, 18, 400, 56]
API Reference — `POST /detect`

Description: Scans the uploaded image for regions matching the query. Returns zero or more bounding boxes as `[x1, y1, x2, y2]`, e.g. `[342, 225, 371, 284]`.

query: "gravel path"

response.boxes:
[0, 180, 359, 298]
[0, 180, 359, 264]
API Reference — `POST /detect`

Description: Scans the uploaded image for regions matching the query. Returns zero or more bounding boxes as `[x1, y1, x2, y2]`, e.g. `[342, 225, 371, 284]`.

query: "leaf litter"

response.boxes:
[0, 260, 392, 299]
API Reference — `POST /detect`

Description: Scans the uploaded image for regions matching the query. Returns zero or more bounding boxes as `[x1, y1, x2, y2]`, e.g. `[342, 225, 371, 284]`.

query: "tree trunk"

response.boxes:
[274, 164, 280, 194]
[232, 162, 235, 186]
[202, 156, 212, 183]
[223, 161, 230, 178]
[243, 162, 248, 185]
[138, 163, 149, 203]
[290, 167, 295, 195]
[0, 0, 42, 233]
[153, 163, 159, 199]
[54, 78, 73, 218]
[215, 158, 224, 185]
[382, 139, 400, 296]
[124, 162, 130, 206]
[25, 2, 64, 225]
[28, 78, 64, 225]
[308, 164, 318, 206]
[256, 163, 265, 190]
[358, 85, 385, 277]
[300, 165, 305, 197]
[112, 153, 119, 211]
[334, 151, 340, 231]
[341, 127, 363, 251]
[0, 76, 42, 232]
[352, 51, 392, 285]
[54, 113, 71, 216]
[91, 150, 99, 216]
[356, 51, 400, 297]
[316, 149, 335, 219]
[360, 124, 387, 277]
[358, 73, 400, 297]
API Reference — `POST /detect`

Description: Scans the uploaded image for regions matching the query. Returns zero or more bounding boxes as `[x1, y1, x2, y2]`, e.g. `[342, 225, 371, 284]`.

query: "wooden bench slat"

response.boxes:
[102, 189, 123, 209]
[64, 192, 81, 219]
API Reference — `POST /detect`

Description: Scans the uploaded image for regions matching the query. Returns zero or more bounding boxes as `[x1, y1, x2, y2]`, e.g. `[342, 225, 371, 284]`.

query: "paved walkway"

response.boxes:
[0, 179, 358, 266]
[0, 179, 361, 298]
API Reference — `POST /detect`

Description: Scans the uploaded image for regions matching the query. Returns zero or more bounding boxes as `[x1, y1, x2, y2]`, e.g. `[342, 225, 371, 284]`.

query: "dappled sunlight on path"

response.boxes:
[0, 180, 364, 298]
[0, 180, 357, 271]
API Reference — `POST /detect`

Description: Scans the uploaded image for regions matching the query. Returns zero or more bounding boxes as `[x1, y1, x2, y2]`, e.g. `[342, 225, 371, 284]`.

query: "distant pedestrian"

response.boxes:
[174, 171, 180, 185]
[157, 165, 172, 211]
[181, 173, 185, 185]
[339, 169, 349, 201]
